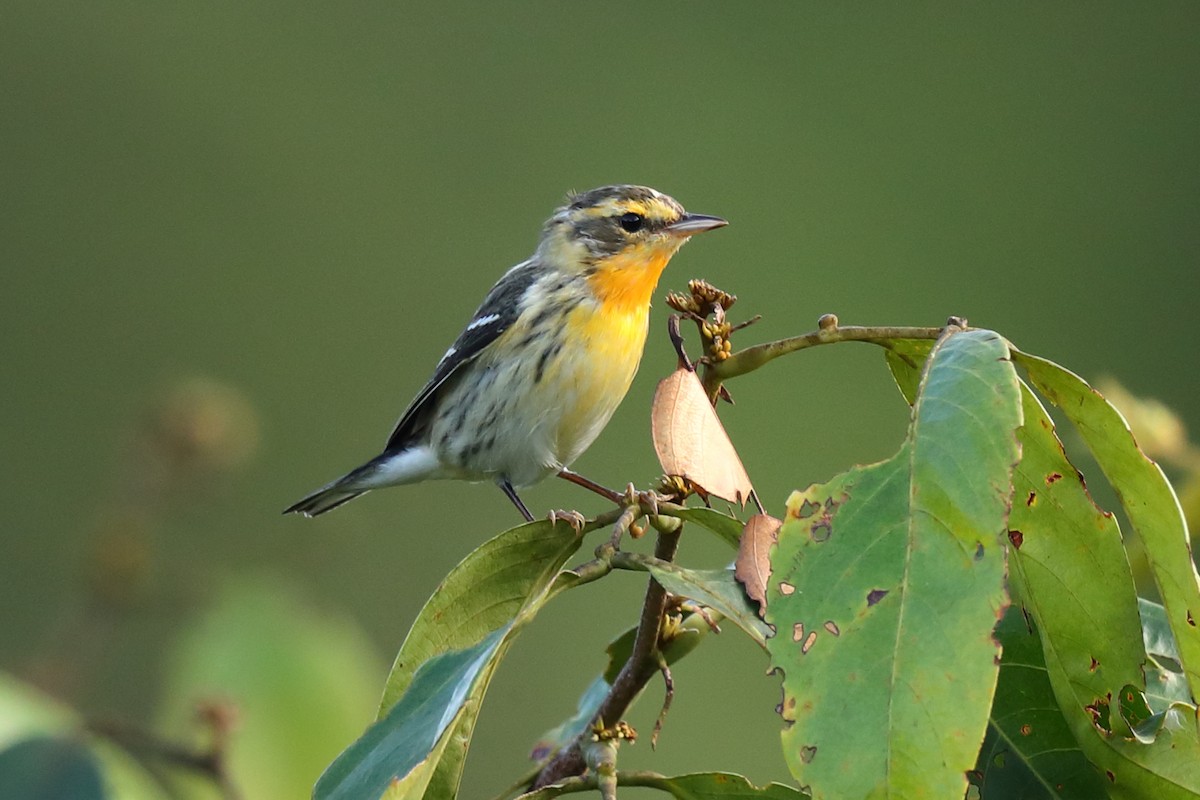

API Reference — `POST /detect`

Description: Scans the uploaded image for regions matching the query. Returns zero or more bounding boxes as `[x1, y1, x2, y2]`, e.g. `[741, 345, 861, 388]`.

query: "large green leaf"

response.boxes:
[972, 606, 1110, 799]
[1014, 350, 1200, 698]
[767, 329, 1022, 799]
[378, 520, 584, 714]
[886, 339, 1110, 798]
[1006, 384, 1146, 728]
[0, 674, 75, 751]
[518, 771, 807, 798]
[1006, 381, 1200, 797]
[318, 519, 583, 800]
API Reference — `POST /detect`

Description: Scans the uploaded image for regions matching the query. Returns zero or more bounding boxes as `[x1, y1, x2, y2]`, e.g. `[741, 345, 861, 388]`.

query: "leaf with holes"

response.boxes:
[1004, 380, 1200, 796]
[766, 329, 1022, 799]
[1014, 350, 1200, 697]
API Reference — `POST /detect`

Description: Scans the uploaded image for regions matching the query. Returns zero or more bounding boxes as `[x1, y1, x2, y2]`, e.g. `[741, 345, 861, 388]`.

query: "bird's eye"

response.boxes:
[618, 212, 645, 233]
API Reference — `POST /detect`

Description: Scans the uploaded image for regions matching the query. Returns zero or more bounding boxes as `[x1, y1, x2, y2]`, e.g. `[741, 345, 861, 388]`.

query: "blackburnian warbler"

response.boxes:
[285, 185, 726, 520]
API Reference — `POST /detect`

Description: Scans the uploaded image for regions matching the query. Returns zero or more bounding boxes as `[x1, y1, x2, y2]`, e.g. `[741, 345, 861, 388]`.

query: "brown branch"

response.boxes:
[532, 524, 684, 789]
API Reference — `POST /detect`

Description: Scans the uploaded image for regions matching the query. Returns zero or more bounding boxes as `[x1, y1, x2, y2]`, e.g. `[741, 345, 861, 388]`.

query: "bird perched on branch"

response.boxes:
[286, 185, 726, 520]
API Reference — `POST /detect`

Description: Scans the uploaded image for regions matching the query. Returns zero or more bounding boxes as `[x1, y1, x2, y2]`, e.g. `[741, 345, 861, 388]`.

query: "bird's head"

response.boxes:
[536, 185, 726, 275]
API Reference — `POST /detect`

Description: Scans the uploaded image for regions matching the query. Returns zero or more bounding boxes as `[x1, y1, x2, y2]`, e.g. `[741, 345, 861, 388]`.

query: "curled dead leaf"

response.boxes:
[650, 367, 754, 506]
[735, 514, 782, 617]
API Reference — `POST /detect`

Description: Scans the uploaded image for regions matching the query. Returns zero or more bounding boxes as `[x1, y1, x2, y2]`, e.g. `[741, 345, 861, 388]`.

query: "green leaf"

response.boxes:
[973, 606, 1110, 799]
[315, 629, 505, 800]
[669, 507, 746, 549]
[887, 340, 1110, 798]
[529, 678, 609, 764]
[767, 329, 1022, 799]
[518, 771, 807, 798]
[880, 338, 934, 403]
[1006, 384, 1146, 732]
[1006, 381, 1200, 796]
[374, 714, 460, 800]
[1013, 350, 1200, 698]
[625, 558, 771, 647]
[1139, 599, 1190, 710]
[0, 737, 106, 800]
[378, 520, 583, 715]
[322, 519, 582, 800]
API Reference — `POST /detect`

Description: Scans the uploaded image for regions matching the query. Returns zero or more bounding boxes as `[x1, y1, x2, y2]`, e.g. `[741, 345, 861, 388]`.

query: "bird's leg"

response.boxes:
[498, 479, 535, 522]
[559, 470, 668, 522]
[557, 468, 623, 503]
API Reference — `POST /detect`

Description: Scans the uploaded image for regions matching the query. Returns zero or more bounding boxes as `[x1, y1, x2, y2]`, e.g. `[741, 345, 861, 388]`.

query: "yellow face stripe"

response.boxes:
[578, 196, 678, 225]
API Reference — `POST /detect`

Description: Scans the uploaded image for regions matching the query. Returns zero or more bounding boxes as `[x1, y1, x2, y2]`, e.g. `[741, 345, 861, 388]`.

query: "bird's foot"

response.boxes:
[548, 508, 587, 533]
[622, 482, 668, 517]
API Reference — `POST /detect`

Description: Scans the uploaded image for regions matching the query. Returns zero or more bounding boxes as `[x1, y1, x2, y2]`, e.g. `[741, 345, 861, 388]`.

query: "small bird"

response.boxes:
[285, 185, 727, 520]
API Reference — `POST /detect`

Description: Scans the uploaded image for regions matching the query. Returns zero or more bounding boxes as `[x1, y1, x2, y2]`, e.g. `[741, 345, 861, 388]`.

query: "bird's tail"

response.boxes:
[284, 483, 368, 516]
[284, 445, 441, 517]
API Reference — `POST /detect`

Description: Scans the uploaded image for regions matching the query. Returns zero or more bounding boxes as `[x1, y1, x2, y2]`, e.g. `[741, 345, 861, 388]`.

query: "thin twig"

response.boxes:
[650, 652, 673, 749]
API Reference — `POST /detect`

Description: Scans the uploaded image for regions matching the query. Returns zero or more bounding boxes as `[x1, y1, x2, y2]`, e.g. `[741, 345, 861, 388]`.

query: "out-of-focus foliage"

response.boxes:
[157, 579, 384, 800]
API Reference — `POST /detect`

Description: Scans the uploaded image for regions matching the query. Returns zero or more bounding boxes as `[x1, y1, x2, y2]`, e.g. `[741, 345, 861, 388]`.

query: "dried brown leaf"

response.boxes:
[735, 513, 782, 617]
[650, 367, 754, 506]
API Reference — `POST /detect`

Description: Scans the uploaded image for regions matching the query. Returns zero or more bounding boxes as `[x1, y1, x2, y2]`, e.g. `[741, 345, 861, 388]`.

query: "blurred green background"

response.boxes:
[2, 2, 1198, 797]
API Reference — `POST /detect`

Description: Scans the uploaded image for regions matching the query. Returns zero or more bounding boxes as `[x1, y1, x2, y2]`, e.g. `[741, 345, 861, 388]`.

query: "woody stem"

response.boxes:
[532, 523, 683, 789]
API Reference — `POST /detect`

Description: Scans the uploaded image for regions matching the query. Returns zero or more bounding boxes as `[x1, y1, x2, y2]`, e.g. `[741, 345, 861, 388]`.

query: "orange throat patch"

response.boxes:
[585, 244, 678, 315]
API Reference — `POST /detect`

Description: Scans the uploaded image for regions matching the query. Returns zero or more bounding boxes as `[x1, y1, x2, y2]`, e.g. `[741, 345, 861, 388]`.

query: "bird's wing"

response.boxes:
[384, 261, 538, 451]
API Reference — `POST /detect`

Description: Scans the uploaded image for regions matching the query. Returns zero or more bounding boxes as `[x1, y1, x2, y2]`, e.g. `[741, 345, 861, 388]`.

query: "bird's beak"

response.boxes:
[665, 214, 728, 237]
